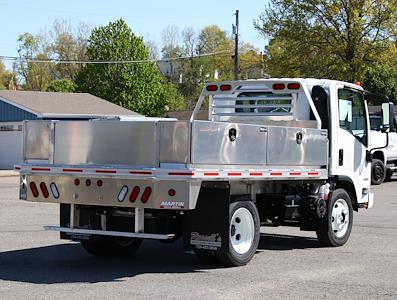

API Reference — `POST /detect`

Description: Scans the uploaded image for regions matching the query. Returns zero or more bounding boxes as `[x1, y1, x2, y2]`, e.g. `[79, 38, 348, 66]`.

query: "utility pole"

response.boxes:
[233, 10, 239, 80]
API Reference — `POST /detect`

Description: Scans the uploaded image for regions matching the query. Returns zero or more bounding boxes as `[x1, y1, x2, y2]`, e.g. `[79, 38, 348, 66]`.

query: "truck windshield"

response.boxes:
[338, 89, 368, 146]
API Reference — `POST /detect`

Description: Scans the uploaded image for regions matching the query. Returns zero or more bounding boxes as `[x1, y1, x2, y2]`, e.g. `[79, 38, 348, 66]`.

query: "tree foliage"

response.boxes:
[46, 79, 77, 92]
[76, 19, 183, 116]
[363, 64, 397, 104]
[49, 20, 90, 79]
[17, 33, 52, 90]
[0, 61, 16, 90]
[255, 0, 397, 81]
[16, 20, 90, 91]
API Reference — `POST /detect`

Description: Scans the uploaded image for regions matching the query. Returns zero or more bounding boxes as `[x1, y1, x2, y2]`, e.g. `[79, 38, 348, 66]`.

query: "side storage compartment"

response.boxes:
[53, 121, 160, 167]
[267, 127, 328, 166]
[191, 120, 268, 165]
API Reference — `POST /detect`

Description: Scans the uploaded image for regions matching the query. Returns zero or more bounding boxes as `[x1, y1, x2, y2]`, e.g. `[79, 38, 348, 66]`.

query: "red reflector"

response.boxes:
[228, 172, 242, 176]
[30, 182, 39, 198]
[272, 83, 285, 90]
[168, 172, 195, 176]
[287, 83, 300, 89]
[32, 167, 51, 172]
[270, 172, 283, 176]
[220, 84, 232, 91]
[168, 189, 176, 197]
[39, 182, 49, 198]
[130, 171, 152, 175]
[308, 172, 320, 176]
[141, 186, 152, 203]
[250, 172, 263, 176]
[206, 84, 218, 91]
[204, 172, 219, 176]
[74, 178, 80, 186]
[63, 168, 83, 173]
[129, 186, 140, 203]
[96, 169, 116, 174]
[290, 172, 302, 176]
[85, 179, 91, 186]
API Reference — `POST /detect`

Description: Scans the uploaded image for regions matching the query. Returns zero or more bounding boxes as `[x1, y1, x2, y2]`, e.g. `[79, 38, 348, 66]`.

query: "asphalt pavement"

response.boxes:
[0, 176, 396, 299]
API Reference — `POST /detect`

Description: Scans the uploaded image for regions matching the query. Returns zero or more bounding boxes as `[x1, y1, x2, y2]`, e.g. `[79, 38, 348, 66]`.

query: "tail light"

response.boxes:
[30, 182, 39, 198]
[129, 186, 140, 203]
[50, 182, 59, 199]
[141, 187, 152, 203]
[39, 182, 49, 198]
[118, 186, 129, 202]
[206, 84, 218, 91]
[287, 83, 300, 89]
[273, 83, 285, 90]
[220, 84, 232, 91]
[168, 189, 176, 197]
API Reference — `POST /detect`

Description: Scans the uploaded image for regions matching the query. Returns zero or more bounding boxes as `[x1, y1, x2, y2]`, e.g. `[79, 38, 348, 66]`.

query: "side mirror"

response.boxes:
[381, 102, 395, 132]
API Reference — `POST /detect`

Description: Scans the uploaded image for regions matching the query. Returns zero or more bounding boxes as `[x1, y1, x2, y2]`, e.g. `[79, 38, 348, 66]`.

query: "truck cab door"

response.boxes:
[386, 117, 397, 160]
[334, 87, 371, 204]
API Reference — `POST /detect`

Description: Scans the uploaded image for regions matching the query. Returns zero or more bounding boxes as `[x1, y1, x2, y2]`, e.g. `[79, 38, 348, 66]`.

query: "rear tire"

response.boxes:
[371, 159, 386, 185]
[316, 189, 353, 247]
[216, 200, 260, 267]
[81, 236, 142, 257]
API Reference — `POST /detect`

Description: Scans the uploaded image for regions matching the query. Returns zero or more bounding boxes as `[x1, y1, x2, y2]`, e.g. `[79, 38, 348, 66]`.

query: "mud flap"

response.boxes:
[60, 203, 71, 240]
[183, 183, 230, 254]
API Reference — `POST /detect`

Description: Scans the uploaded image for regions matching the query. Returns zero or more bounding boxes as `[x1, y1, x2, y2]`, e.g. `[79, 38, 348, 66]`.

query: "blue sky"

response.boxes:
[0, 0, 269, 64]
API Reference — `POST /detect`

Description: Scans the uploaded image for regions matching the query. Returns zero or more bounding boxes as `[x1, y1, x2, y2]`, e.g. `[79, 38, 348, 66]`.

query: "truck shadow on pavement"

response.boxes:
[0, 233, 320, 284]
[258, 233, 321, 251]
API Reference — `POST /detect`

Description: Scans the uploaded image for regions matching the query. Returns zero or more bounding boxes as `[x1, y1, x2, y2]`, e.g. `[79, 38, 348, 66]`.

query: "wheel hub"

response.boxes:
[230, 207, 255, 254]
[331, 199, 350, 238]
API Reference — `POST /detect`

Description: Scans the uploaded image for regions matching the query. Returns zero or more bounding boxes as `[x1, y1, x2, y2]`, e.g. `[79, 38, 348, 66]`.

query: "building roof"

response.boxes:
[0, 90, 141, 118]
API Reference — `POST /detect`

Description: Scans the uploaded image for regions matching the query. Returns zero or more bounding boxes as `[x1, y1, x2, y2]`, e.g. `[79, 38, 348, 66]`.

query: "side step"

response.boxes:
[44, 225, 175, 240]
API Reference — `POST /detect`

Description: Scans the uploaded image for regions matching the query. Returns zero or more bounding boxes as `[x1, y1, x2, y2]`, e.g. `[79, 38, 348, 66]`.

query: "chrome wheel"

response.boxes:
[331, 198, 350, 238]
[230, 207, 255, 254]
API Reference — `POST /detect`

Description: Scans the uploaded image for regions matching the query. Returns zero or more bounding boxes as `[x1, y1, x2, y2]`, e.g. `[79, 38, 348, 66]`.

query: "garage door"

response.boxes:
[0, 130, 23, 169]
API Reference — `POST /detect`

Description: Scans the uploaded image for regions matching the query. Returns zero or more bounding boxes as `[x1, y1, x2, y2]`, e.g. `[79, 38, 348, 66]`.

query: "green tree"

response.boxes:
[17, 33, 52, 90]
[363, 64, 397, 104]
[255, 0, 397, 81]
[76, 19, 175, 116]
[46, 79, 77, 92]
[0, 61, 9, 89]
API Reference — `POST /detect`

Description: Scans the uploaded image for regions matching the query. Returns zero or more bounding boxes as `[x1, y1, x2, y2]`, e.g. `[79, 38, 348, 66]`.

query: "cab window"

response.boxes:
[338, 89, 368, 146]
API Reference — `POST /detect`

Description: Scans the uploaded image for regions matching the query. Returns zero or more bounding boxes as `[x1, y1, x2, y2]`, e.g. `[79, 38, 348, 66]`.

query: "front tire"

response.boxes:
[316, 189, 353, 247]
[216, 200, 260, 267]
[81, 236, 142, 257]
[371, 159, 386, 185]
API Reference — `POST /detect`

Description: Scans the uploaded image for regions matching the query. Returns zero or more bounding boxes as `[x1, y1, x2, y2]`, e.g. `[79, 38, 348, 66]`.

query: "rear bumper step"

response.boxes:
[44, 225, 175, 240]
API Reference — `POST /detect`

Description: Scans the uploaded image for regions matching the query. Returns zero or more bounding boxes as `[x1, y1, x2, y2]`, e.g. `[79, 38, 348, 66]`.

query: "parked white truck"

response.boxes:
[16, 79, 393, 266]
[370, 114, 397, 184]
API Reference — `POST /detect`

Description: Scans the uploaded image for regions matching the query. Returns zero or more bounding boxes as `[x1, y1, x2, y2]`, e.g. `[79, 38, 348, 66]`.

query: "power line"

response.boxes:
[0, 1, 208, 20]
[0, 50, 233, 64]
